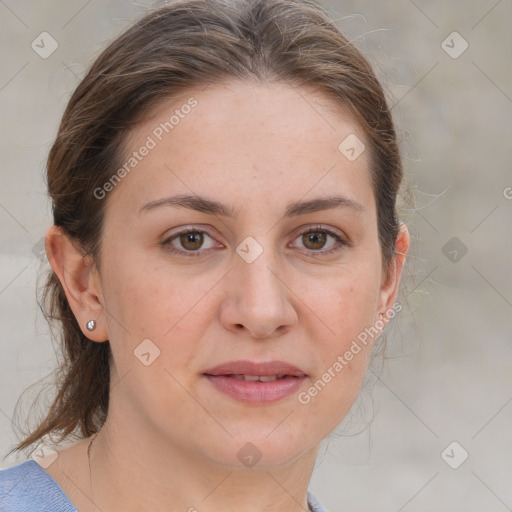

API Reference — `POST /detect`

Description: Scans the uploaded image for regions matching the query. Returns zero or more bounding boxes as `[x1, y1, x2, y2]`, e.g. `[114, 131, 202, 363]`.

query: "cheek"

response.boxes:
[102, 252, 200, 331]
[324, 282, 377, 381]
[308, 265, 380, 346]
[295, 269, 380, 422]
[100, 263, 210, 422]
[100, 256, 217, 375]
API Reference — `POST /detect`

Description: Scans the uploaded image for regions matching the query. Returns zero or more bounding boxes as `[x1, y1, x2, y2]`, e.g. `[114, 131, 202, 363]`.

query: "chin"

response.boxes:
[198, 423, 316, 470]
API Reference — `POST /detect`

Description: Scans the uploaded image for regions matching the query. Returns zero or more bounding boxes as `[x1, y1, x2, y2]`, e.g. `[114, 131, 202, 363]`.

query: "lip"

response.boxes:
[203, 360, 308, 404]
[204, 360, 307, 377]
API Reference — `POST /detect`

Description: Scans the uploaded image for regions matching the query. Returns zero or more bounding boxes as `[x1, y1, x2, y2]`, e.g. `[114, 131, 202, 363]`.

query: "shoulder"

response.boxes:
[1, 460, 326, 512]
[0, 459, 77, 512]
[307, 490, 330, 512]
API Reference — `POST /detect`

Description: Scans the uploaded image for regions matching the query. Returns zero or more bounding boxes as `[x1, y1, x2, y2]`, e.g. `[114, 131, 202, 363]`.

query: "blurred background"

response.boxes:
[0, 1, 511, 511]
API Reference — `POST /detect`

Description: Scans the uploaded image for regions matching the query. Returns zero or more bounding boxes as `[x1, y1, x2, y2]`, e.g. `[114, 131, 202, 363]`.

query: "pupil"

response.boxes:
[305, 232, 326, 250]
[181, 232, 203, 250]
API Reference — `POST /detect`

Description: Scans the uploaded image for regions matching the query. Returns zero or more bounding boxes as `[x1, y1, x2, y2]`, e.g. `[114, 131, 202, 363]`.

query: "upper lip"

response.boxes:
[204, 360, 307, 377]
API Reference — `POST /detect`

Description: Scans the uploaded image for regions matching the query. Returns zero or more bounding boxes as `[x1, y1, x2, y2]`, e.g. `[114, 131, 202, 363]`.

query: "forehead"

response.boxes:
[105, 80, 375, 219]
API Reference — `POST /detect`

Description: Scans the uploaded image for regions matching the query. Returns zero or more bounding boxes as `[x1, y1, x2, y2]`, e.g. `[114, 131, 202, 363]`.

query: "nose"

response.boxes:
[219, 248, 298, 339]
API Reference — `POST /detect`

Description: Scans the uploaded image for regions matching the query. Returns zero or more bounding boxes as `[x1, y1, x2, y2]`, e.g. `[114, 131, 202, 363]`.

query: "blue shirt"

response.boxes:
[1, 460, 327, 511]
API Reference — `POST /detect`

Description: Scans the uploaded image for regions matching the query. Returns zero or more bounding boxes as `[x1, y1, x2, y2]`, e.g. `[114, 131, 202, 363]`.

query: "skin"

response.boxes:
[44, 80, 409, 512]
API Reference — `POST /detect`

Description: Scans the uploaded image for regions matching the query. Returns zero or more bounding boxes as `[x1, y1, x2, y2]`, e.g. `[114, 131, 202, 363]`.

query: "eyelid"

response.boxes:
[288, 224, 350, 255]
[161, 225, 223, 256]
[291, 223, 348, 242]
[161, 224, 350, 257]
[161, 224, 221, 240]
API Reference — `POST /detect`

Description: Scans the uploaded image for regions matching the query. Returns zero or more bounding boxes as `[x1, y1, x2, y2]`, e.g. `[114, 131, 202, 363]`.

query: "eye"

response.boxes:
[161, 225, 349, 258]
[162, 228, 220, 257]
[291, 226, 348, 256]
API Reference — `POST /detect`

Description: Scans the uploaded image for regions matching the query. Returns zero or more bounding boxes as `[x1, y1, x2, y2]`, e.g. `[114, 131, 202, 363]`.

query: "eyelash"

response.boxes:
[161, 225, 349, 258]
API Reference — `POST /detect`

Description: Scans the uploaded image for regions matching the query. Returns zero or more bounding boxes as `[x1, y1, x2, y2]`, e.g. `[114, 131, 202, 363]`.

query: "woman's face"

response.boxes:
[87, 81, 407, 467]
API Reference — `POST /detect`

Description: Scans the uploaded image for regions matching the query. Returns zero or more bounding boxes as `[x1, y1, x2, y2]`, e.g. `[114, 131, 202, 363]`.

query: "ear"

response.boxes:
[45, 225, 108, 342]
[377, 222, 409, 320]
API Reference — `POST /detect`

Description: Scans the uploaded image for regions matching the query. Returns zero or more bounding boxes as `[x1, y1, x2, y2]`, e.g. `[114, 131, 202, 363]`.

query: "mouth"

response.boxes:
[223, 374, 295, 382]
[203, 360, 308, 403]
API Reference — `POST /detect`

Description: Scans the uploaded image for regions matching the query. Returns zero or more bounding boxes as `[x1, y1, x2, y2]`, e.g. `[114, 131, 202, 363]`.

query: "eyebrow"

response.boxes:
[138, 194, 366, 218]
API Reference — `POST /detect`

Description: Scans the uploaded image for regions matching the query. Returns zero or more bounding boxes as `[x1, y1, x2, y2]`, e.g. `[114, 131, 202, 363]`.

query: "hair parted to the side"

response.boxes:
[7, 0, 406, 458]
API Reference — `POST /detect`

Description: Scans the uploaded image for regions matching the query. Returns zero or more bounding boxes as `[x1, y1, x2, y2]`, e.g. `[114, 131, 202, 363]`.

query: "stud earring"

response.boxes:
[86, 320, 96, 331]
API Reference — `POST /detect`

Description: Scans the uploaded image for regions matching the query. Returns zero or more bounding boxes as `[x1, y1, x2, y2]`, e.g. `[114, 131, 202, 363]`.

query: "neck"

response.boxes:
[87, 410, 318, 512]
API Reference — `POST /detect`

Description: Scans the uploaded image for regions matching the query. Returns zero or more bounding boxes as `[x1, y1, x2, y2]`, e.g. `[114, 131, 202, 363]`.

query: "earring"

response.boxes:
[86, 320, 96, 331]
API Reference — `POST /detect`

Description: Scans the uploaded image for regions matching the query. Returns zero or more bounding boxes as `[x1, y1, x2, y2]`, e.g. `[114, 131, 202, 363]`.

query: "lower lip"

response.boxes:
[204, 375, 307, 404]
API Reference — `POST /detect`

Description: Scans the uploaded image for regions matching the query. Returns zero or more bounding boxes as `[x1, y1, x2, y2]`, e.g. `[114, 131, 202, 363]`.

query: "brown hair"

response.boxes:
[9, 0, 406, 457]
